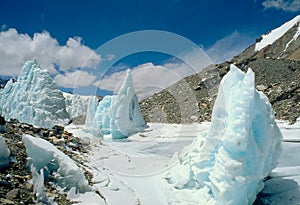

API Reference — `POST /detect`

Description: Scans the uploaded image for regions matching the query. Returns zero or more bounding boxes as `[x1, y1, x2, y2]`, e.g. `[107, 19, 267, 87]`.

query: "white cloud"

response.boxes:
[0, 28, 101, 76]
[1, 24, 8, 31]
[94, 63, 183, 100]
[262, 0, 300, 12]
[106, 54, 116, 61]
[206, 31, 254, 64]
[94, 52, 212, 100]
[54, 70, 97, 88]
[94, 47, 213, 100]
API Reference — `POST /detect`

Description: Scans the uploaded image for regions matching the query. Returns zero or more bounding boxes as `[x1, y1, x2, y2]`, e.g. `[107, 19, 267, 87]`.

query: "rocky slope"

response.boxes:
[140, 16, 300, 124]
[0, 120, 92, 204]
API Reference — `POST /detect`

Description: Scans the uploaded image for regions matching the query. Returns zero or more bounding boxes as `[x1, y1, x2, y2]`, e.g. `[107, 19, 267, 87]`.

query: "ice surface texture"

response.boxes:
[84, 96, 100, 136]
[0, 59, 70, 129]
[64, 93, 90, 119]
[0, 136, 10, 169]
[94, 70, 146, 139]
[165, 65, 283, 205]
[31, 166, 50, 204]
[23, 134, 90, 193]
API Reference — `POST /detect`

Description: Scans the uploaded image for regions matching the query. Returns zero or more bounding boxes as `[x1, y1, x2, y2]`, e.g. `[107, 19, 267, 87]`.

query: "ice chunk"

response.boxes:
[0, 136, 10, 169]
[22, 134, 90, 193]
[0, 59, 70, 129]
[165, 65, 283, 205]
[64, 93, 91, 119]
[84, 96, 100, 136]
[95, 95, 114, 135]
[31, 166, 48, 203]
[95, 70, 146, 139]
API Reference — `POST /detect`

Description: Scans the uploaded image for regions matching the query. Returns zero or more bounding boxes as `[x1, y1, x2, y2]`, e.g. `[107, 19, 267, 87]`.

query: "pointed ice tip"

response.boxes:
[124, 69, 133, 82]
[125, 69, 132, 77]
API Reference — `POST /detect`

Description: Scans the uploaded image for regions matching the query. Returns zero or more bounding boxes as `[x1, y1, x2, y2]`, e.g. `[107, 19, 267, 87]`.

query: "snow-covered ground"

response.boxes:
[66, 119, 300, 204]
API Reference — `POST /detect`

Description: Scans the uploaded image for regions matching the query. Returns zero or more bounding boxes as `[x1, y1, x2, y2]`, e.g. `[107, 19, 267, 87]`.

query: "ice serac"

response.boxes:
[165, 65, 283, 205]
[84, 96, 100, 136]
[95, 70, 146, 139]
[0, 59, 70, 129]
[22, 134, 90, 193]
[64, 93, 90, 119]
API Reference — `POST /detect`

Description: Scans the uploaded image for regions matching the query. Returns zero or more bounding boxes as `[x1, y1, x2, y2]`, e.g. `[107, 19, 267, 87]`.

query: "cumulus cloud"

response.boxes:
[262, 0, 300, 12]
[93, 47, 213, 100]
[206, 31, 254, 63]
[94, 63, 182, 100]
[0, 28, 101, 76]
[54, 70, 97, 88]
[94, 49, 212, 100]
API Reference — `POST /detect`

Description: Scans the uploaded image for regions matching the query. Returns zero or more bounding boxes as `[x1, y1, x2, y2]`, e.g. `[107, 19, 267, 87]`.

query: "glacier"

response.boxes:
[84, 96, 100, 136]
[0, 59, 70, 129]
[93, 70, 146, 139]
[63, 92, 90, 120]
[165, 65, 283, 205]
[22, 134, 90, 193]
[0, 136, 10, 169]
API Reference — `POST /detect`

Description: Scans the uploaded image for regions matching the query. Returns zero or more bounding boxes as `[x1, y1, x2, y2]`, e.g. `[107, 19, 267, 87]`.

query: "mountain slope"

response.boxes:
[140, 16, 300, 124]
[233, 15, 300, 63]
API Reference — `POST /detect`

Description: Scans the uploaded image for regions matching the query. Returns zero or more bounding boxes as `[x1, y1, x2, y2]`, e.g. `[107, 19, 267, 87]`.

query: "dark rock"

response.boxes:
[0, 116, 7, 133]
[0, 116, 6, 125]
[52, 125, 64, 134]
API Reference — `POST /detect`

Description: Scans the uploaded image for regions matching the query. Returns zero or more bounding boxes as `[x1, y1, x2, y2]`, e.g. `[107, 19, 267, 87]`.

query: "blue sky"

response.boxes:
[0, 0, 299, 98]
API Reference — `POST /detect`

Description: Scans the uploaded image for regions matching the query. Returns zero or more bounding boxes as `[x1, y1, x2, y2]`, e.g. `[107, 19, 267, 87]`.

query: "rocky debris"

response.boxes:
[0, 120, 93, 204]
[140, 58, 300, 124]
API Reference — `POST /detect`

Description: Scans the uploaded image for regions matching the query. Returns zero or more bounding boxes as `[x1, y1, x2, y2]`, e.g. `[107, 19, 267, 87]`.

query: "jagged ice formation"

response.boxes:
[93, 70, 146, 139]
[165, 65, 283, 205]
[0, 59, 70, 129]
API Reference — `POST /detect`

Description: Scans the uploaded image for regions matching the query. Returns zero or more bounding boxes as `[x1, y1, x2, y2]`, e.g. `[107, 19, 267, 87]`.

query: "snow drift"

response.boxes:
[22, 134, 90, 193]
[165, 65, 283, 205]
[93, 70, 146, 139]
[0, 59, 70, 129]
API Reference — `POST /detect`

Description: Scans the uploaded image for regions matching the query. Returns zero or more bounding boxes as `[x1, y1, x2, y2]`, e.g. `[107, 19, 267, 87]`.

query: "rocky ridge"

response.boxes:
[140, 16, 300, 124]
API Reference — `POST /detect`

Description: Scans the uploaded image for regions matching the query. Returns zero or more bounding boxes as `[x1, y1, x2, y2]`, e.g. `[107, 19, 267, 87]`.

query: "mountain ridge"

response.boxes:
[140, 15, 300, 124]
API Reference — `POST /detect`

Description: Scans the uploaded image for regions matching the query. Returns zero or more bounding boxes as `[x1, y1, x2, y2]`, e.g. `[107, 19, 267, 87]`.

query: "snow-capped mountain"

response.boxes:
[233, 15, 300, 62]
[0, 59, 71, 129]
